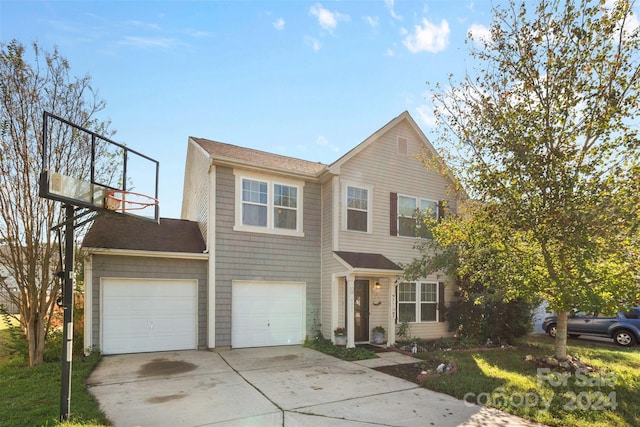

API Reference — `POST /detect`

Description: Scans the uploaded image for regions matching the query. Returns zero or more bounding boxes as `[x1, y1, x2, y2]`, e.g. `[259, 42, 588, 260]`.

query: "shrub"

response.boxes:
[447, 296, 534, 345]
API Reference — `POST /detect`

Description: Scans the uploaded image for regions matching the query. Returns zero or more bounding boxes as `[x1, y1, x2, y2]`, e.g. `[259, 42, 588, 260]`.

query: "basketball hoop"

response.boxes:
[104, 190, 158, 212]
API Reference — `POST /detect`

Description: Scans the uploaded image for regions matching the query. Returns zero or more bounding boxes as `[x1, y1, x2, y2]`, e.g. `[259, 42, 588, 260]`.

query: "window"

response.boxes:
[273, 184, 297, 230]
[397, 195, 439, 238]
[420, 282, 438, 321]
[346, 185, 369, 232]
[235, 173, 303, 236]
[398, 282, 439, 323]
[398, 282, 417, 322]
[242, 179, 268, 226]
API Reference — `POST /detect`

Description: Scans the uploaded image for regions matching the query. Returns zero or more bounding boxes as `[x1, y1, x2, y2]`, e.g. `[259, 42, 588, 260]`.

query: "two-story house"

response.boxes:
[82, 111, 460, 354]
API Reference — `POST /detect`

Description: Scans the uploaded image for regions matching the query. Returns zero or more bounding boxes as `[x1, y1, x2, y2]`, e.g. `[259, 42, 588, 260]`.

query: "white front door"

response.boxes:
[232, 281, 305, 348]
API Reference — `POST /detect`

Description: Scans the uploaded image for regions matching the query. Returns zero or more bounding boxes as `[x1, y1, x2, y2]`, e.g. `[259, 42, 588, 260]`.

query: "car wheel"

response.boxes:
[547, 324, 557, 338]
[613, 330, 636, 347]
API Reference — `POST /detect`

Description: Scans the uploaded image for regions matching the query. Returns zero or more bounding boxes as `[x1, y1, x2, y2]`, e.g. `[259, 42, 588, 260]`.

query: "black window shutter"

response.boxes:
[438, 282, 446, 322]
[390, 192, 398, 236]
[438, 200, 445, 221]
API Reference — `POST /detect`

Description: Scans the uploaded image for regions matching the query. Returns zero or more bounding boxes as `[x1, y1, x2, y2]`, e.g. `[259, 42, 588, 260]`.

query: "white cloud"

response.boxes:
[305, 36, 322, 51]
[126, 20, 162, 31]
[403, 18, 450, 53]
[468, 23, 491, 46]
[273, 17, 285, 31]
[364, 16, 379, 28]
[416, 104, 437, 128]
[316, 135, 341, 152]
[385, 0, 402, 20]
[119, 36, 181, 49]
[605, 0, 640, 39]
[309, 3, 349, 33]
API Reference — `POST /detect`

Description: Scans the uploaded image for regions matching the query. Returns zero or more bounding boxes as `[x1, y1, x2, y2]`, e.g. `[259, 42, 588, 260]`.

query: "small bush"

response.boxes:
[447, 296, 534, 345]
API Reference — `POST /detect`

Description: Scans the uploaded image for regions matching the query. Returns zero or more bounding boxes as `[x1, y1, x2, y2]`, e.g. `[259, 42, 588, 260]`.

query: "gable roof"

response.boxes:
[327, 111, 464, 194]
[82, 215, 206, 254]
[189, 112, 464, 196]
[190, 137, 327, 177]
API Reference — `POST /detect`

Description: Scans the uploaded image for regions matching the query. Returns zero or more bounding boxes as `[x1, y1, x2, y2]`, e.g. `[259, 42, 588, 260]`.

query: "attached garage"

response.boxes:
[82, 215, 208, 355]
[232, 281, 306, 348]
[101, 278, 197, 354]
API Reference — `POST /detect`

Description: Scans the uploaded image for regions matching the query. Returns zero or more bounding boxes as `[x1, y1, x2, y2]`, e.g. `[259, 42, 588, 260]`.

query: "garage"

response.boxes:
[232, 281, 306, 348]
[101, 278, 198, 355]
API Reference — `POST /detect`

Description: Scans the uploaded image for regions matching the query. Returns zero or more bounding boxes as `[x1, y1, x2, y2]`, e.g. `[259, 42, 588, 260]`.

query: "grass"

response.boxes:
[0, 314, 20, 330]
[0, 326, 111, 427]
[304, 335, 378, 360]
[413, 335, 640, 427]
[4, 318, 637, 427]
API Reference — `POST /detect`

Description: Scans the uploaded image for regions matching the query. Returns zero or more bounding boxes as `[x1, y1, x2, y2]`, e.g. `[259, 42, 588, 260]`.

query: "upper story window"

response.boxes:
[397, 195, 439, 238]
[273, 184, 297, 230]
[345, 184, 371, 232]
[242, 179, 268, 226]
[235, 172, 304, 236]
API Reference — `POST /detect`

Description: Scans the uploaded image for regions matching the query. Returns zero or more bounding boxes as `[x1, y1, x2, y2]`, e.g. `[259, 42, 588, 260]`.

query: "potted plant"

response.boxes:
[334, 327, 347, 346]
[372, 326, 385, 344]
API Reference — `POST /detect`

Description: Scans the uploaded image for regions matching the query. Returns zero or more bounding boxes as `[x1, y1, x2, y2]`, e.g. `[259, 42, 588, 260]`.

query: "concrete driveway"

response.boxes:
[87, 346, 541, 427]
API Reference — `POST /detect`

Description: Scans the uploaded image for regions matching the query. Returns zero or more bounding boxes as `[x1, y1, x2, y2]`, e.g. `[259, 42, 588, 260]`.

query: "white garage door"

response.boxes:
[232, 281, 305, 348]
[101, 278, 197, 355]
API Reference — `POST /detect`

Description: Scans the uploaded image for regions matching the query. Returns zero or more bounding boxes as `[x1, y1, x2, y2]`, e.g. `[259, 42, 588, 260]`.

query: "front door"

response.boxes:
[354, 279, 370, 342]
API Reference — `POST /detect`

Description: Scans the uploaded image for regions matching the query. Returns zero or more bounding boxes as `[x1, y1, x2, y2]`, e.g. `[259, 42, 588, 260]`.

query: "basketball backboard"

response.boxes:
[39, 111, 160, 222]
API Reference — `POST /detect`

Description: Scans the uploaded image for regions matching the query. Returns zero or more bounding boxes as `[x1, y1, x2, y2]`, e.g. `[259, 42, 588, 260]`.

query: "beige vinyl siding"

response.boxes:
[336, 120, 457, 267]
[368, 278, 391, 335]
[322, 118, 458, 341]
[181, 139, 211, 240]
[392, 277, 456, 341]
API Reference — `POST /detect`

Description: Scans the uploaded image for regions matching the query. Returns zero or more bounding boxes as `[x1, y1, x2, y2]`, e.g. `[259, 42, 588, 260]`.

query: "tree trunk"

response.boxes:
[26, 313, 46, 366]
[554, 310, 568, 360]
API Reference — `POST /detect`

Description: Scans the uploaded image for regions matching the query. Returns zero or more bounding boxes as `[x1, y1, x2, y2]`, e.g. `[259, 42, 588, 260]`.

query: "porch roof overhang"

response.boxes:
[333, 251, 404, 276]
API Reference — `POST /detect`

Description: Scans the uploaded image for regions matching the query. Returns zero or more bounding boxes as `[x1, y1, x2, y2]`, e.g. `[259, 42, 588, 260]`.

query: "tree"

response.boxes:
[425, 0, 640, 359]
[0, 40, 111, 365]
[403, 199, 541, 344]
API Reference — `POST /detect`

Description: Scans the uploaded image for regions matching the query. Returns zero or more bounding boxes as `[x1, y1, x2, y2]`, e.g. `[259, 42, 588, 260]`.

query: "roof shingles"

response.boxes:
[82, 215, 206, 253]
[334, 251, 402, 271]
[191, 137, 327, 176]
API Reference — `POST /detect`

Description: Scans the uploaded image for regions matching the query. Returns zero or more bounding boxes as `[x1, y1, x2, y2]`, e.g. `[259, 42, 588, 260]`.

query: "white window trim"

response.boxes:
[397, 281, 439, 324]
[233, 170, 305, 237]
[343, 181, 373, 233]
[397, 194, 439, 239]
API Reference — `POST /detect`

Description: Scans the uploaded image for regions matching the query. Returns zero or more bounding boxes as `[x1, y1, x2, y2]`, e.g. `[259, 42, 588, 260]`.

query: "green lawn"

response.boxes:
[415, 335, 640, 427]
[0, 314, 20, 330]
[4, 325, 638, 427]
[0, 328, 111, 427]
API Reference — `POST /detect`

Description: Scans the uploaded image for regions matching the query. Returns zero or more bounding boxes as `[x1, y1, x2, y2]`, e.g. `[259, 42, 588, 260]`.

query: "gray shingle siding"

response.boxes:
[90, 254, 208, 350]
[214, 166, 322, 347]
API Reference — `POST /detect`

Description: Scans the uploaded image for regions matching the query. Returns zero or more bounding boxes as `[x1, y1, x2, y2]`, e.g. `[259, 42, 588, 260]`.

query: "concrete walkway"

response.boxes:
[87, 346, 542, 427]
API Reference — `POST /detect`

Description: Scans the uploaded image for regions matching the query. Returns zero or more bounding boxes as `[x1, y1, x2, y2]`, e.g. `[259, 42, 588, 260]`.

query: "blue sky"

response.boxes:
[1, 0, 495, 218]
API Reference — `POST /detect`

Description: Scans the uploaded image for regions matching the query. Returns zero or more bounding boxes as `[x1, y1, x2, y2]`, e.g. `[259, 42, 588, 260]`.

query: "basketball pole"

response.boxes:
[59, 204, 75, 421]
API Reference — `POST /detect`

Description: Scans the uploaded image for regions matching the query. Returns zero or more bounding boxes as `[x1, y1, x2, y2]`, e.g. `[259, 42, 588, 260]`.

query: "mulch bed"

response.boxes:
[356, 344, 392, 353]
[374, 362, 425, 383]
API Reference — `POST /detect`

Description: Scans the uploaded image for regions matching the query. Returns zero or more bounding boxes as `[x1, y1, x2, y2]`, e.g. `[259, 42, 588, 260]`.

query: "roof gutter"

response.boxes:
[82, 247, 209, 260]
